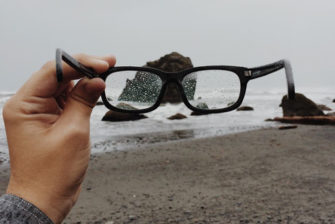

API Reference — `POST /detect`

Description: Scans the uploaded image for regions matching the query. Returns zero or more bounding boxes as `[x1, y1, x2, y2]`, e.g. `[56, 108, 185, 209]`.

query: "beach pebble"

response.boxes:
[237, 106, 254, 111]
[167, 113, 187, 120]
[104, 221, 114, 224]
[183, 210, 192, 215]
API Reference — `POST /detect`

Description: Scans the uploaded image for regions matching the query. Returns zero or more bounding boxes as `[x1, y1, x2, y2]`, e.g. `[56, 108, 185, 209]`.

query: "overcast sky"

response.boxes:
[0, 0, 334, 92]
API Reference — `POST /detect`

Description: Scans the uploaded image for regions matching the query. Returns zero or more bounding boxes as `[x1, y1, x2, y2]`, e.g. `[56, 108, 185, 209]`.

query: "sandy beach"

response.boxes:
[0, 125, 334, 223]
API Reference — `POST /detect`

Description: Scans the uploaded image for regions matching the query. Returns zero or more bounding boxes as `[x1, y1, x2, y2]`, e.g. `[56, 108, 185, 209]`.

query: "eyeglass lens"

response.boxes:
[182, 70, 241, 110]
[104, 69, 241, 111]
[105, 70, 163, 110]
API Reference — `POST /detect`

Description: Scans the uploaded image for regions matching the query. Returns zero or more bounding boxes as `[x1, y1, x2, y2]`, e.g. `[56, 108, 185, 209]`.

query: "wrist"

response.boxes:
[6, 179, 76, 224]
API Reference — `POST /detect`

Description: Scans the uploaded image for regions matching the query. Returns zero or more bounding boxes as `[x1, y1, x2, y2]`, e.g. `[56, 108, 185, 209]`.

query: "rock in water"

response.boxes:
[167, 113, 187, 120]
[280, 93, 324, 116]
[190, 102, 210, 116]
[333, 99, 335, 103]
[195, 102, 209, 110]
[237, 106, 254, 111]
[118, 52, 195, 104]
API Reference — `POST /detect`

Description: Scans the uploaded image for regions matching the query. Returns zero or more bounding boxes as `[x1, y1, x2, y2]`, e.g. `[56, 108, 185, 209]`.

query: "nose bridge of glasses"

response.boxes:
[164, 72, 182, 82]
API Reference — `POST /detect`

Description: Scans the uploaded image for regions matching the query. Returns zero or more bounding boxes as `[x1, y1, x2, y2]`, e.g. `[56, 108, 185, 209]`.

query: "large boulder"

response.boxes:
[118, 52, 195, 104]
[280, 93, 324, 117]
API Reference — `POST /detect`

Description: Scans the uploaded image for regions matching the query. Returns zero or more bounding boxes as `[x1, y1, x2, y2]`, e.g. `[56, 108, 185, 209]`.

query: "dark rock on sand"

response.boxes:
[280, 93, 324, 116]
[278, 125, 298, 130]
[237, 106, 254, 111]
[168, 113, 187, 120]
[274, 116, 335, 125]
[317, 104, 332, 111]
[118, 52, 195, 104]
[102, 111, 147, 122]
[102, 103, 147, 122]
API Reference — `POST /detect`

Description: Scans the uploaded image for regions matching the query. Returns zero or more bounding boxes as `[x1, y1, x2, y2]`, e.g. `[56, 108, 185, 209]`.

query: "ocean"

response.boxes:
[0, 87, 334, 162]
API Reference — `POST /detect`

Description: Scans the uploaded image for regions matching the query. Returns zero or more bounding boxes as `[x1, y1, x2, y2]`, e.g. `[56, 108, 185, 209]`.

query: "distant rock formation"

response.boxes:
[118, 52, 196, 104]
[280, 93, 324, 116]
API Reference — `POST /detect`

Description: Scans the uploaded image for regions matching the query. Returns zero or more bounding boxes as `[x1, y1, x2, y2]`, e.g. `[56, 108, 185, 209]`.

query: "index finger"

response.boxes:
[18, 53, 116, 98]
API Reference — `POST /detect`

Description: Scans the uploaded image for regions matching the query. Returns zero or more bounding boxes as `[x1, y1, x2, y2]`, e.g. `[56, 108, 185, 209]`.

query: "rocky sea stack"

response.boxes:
[118, 52, 195, 103]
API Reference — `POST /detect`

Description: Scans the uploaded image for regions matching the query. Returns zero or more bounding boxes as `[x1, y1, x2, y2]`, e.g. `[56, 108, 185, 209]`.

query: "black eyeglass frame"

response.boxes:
[56, 48, 295, 114]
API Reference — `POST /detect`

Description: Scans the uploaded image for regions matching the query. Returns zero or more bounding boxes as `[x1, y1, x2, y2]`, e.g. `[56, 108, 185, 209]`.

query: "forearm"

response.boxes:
[0, 194, 53, 224]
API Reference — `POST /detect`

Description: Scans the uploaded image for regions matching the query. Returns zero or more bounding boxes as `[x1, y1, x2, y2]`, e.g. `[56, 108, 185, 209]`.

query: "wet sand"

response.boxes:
[1, 125, 335, 223]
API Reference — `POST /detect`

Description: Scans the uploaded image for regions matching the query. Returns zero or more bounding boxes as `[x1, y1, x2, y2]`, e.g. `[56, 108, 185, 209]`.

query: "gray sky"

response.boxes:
[0, 0, 334, 92]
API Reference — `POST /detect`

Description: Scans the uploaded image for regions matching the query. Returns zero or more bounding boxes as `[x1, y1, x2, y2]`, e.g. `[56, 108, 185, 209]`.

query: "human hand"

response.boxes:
[2, 53, 115, 223]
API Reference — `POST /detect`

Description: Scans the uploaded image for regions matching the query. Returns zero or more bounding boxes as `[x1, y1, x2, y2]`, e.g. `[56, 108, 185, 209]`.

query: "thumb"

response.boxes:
[60, 78, 105, 124]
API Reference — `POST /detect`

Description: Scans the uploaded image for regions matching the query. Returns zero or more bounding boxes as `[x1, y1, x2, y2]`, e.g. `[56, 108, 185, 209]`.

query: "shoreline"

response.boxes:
[1, 125, 335, 223]
[0, 124, 280, 161]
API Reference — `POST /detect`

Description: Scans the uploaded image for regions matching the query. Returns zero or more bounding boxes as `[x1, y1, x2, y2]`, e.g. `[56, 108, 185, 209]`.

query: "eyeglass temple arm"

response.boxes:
[248, 59, 295, 100]
[56, 48, 98, 82]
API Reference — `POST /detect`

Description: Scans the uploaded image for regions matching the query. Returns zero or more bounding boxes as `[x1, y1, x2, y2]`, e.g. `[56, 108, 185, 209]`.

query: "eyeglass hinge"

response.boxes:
[244, 70, 252, 77]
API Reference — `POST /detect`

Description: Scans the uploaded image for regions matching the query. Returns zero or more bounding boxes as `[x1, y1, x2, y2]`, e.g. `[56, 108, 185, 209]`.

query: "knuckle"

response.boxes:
[67, 125, 89, 139]
[41, 60, 55, 71]
[2, 102, 10, 120]
[2, 98, 15, 121]
[75, 53, 88, 61]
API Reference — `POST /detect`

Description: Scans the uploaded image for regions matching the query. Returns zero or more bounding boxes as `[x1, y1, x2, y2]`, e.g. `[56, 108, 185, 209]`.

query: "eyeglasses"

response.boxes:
[56, 49, 295, 114]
